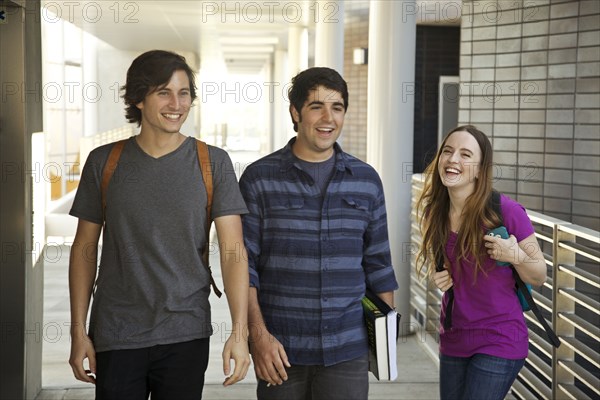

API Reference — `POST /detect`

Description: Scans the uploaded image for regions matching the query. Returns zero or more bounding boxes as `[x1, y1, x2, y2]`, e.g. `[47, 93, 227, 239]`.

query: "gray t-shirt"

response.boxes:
[294, 154, 336, 195]
[70, 136, 248, 352]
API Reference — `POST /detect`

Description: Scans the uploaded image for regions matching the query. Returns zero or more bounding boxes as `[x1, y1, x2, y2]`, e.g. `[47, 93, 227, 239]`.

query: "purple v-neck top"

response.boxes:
[439, 194, 535, 359]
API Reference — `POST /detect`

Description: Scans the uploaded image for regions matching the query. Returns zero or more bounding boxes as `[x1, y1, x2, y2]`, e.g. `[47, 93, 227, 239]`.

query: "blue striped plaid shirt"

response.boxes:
[239, 138, 398, 366]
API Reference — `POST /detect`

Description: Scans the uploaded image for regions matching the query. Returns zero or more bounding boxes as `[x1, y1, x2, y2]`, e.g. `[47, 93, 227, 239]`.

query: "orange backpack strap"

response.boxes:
[101, 139, 127, 222]
[196, 139, 222, 298]
[196, 140, 213, 220]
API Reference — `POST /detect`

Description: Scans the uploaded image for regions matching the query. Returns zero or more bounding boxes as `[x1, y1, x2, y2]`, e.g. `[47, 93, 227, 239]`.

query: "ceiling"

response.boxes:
[41, 1, 461, 75]
[41, 0, 321, 75]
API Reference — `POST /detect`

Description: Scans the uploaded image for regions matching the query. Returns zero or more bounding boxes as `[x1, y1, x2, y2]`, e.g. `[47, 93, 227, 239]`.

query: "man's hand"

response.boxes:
[68, 219, 101, 384]
[249, 327, 291, 386]
[69, 331, 96, 384]
[222, 334, 251, 386]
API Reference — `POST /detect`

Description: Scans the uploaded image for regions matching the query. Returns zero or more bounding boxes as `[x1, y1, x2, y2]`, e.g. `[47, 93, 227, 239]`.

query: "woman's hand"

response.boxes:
[484, 233, 547, 286]
[483, 233, 519, 264]
[433, 268, 453, 292]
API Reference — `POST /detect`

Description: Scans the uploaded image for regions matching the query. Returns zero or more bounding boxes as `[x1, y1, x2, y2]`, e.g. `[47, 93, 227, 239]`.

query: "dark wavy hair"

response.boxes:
[121, 50, 197, 126]
[287, 67, 349, 132]
[416, 125, 501, 280]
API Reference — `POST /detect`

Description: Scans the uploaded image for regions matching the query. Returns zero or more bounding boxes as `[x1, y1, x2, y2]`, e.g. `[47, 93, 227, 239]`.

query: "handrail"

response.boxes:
[410, 174, 600, 400]
[78, 125, 136, 176]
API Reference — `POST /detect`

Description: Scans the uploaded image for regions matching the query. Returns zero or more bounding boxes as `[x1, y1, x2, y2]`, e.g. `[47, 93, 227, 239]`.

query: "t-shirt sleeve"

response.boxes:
[209, 146, 248, 219]
[500, 194, 535, 242]
[69, 146, 110, 225]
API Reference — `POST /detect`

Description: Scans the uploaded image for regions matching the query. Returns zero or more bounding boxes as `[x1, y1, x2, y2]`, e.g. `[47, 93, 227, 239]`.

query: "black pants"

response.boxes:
[95, 338, 210, 400]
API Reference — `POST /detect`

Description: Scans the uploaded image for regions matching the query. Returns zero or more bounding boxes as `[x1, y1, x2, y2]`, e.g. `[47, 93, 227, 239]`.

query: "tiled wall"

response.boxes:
[341, 1, 599, 230]
[460, 0, 600, 230]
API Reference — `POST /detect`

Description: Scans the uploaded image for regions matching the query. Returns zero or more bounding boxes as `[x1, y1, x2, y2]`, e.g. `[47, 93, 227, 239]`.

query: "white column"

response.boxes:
[313, 0, 344, 72]
[288, 25, 308, 77]
[199, 24, 227, 142]
[283, 24, 308, 149]
[82, 31, 97, 137]
[367, 0, 416, 335]
[272, 49, 292, 152]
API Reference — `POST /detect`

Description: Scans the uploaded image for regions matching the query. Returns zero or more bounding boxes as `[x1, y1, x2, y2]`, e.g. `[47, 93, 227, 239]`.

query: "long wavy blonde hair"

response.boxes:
[416, 125, 501, 280]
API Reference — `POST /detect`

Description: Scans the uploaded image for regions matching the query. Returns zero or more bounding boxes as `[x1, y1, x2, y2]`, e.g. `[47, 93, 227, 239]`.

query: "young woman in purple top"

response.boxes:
[416, 125, 547, 400]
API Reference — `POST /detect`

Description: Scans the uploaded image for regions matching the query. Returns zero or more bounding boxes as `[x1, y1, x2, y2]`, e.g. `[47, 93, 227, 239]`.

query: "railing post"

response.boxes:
[411, 174, 441, 357]
[553, 223, 576, 399]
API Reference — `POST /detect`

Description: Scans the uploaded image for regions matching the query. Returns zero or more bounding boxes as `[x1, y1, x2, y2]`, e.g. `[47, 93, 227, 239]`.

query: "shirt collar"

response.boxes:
[279, 137, 354, 175]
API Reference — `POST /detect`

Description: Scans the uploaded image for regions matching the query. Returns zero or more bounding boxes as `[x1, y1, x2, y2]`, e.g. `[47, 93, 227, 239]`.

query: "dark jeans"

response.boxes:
[256, 353, 369, 400]
[96, 338, 210, 400]
[439, 353, 525, 400]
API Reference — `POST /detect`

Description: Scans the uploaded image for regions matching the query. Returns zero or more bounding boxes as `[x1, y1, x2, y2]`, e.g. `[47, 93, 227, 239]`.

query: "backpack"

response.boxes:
[100, 138, 222, 297]
[437, 191, 560, 348]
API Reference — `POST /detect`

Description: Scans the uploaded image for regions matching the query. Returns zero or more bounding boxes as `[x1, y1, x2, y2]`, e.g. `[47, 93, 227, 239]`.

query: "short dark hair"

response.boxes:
[287, 67, 349, 132]
[121, 50, 197, 126]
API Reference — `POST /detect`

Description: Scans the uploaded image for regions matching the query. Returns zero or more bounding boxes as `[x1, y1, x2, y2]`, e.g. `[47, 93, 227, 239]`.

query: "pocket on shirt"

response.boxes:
[263, 196, 306, 232]
[264, 196, 304, 211]
[342, 197, 369, 212]
[341, 197, 370, 236]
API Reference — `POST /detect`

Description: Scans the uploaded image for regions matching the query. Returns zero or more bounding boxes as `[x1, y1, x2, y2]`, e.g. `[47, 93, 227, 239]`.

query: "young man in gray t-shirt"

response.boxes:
[68, 50, 250, 398]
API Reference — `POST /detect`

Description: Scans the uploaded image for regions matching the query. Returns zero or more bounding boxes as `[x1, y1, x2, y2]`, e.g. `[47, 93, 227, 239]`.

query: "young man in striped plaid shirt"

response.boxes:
[240, 67, 398, 400]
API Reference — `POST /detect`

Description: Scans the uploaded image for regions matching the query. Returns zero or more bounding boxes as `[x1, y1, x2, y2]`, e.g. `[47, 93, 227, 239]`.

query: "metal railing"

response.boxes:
[79, 125, 137, 175]
[410, 174, 600, 400]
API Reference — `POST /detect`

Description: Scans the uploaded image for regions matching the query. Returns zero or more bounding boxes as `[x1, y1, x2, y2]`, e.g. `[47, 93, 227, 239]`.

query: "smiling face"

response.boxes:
[290, 85, 346, 162]
[136, 69, 192, 136]
[437, 130, 482, 192]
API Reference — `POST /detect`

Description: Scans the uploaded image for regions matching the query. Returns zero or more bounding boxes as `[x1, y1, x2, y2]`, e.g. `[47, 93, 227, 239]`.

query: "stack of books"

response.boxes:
[361, 289, 401, 381]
